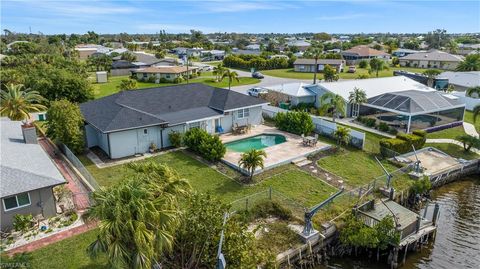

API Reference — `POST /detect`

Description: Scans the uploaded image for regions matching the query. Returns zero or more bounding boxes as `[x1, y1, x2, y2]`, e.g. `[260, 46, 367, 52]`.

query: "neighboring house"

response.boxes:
[392, 49, 426, 58]
[286, 40, 311, 52]
[132, 66, 199, 82]
[263, 82, 316, 106]
[200, 50, 226, 60]
[1, 118, 66, 231]
[308, 76, 465, 133]
[438, 71, 480, 92]
[293, 59, 346, 73]
[341, 45, 390, 65]
[75, 44, 111, 59]
[110, 51, 164, 76]
[231, 48, 262, 56]
[245, 44, 261, 50]
[80, 84, 268, 159]
[457, 43, 480, 56]
[398, 50, 464, 70]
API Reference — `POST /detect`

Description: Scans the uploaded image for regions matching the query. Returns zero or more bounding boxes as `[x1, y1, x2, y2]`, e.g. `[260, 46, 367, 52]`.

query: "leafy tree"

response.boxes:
[410, 176, 432, 195]
[274, 111, 314, 135]
[323, 64, 339, 82]
[313, 32, 331, 41]
[319, 92, 346, 122]
[87, 54, 112, 71]
[358, 60, 369, 69]
[0, 84, 47, 121]
[456, 54, 480, 71]
[154, 49, 166, 59]
[165, 193, 269, 268]
[456, 134, 480, 152]
[333, 126, 350, 148]
[220, 69, 239, 90]
[466, 86, 480, 98]
[238, 149, 267, 181]
[46, 100, 85, 154]
[391, 56, 399, 66]
[348, 87, 367, 118]
[446, 40, 458, 54]
[7, 42, 38, 55]
[121, 51, 137, 62]
[425, 29, 450, 49]
[368, 58, 385, 77]
[423, 69, 442, 87]
[117, 79, 137, 91]
[86, 162, 190, 269]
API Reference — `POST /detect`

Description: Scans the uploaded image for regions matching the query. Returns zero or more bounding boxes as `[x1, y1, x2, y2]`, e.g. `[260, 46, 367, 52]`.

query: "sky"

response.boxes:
[1, 0, 479, 35]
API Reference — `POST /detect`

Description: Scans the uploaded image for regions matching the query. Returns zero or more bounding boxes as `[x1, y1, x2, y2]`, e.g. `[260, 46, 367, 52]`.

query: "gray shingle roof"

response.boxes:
[1, 119, 65, 198]
[80, 83, 267, 133]
[400, 50, 464, 62]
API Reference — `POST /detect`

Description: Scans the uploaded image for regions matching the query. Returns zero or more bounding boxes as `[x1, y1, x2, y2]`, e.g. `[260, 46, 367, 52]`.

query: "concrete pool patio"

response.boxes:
[220, 125, 331, 174]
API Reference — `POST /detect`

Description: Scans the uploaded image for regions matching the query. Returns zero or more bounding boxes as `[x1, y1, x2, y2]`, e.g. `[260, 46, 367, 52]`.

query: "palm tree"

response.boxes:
[319, 92, 346, 122]
[456, 54, 480, 71]
[305, 43, 324, 84]
[368, 58, 385, 77]
[456, 134, 480, 152]
[446, 40, 458, 54]
[212, 63, 225, 82]
[238, 149, 267, 181]
[473, 105, 480, 123]
[333, 126, 351, 148]
[86, 162, 190, 269]
[422, 69, 442, 87]
[348, 87, 367, 117]
[466, 86, 480, 98]
[0, 84, 47, 122]
[220, 69, 239, 90]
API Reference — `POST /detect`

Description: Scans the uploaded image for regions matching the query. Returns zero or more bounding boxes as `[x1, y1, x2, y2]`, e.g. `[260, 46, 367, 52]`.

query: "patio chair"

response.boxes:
[301, 134, 307, 146]
[314, 134, 319, 146]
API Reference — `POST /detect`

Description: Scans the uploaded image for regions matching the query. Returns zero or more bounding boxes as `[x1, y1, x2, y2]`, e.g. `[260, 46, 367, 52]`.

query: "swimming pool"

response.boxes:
[225, 134, 286, 152]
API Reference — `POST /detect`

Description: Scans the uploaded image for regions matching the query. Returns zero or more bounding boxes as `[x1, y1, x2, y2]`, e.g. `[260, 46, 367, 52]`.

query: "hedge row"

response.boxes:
[223, 55, 292, 70]
[274, 111, 314, 135]
[183, 128, 226, 162]
[379, 130, 427, 156]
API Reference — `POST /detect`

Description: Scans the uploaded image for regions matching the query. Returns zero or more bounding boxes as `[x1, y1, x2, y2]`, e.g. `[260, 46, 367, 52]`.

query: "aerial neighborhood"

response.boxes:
[0, 1, 479, 269]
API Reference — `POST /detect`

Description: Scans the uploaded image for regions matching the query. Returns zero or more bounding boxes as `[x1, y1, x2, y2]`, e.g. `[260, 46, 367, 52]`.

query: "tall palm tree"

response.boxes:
[466, 86, 480, 98]
[319, 92, 346, 122]
[220, 69, 239, 90]
[0, 84, 47, 122]
[348, 87, 367, 117]
[422, 69, 442, 88]
[473, 105, 480, 123]
[305, 43, 324, 84]
[86, 162, 190, 269]
[212, 63, 225, 82]
[456, 54, 480, 71]
[238, 149, 267, 181]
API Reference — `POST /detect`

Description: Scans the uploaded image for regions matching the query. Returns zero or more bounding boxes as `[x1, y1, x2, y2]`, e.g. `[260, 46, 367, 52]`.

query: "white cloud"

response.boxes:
[25, 1, 142, 17]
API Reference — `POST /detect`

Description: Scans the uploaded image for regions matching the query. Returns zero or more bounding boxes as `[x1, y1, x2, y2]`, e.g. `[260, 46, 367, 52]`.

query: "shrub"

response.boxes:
[358, 60, 369, 68]
[388, 127, 399, 135]
[13, 214, 33, 233]
[274, 111, 314, 135]
[364, 117, 377, 128]
[378, 122, 390, 132]
[168, 131, 183, 147]
[184, 128, 226, 161]
[291, 102, 315, 112]
[173, 76, 184, 84]
[147, 76, 156, 83]
[159, 77, 168, 83]
[396, 133, 425, 150]
[251, 201, 292, 221]
[379, 131, 426, 156]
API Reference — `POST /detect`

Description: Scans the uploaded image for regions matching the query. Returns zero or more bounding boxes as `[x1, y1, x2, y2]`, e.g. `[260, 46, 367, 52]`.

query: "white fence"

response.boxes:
[262, 105, 366, 149]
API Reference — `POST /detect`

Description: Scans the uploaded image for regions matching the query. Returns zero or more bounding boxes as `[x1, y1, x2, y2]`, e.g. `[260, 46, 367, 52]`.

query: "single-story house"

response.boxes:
[245, 44, 261, 50]
[286, 40, 311, 52]
[1, 118, 66, 231]
[308, 76, 465, 133]
[398, 50, 464, 70]
[132, 66, 199, 82]
[341, 45, 390, 65]
[75, 44, 111, 59]
[293, 59, 346, 73]
[457, 43, 480, 56]
[392, 49, 426, 58]
[110, 52, 169, 76]
[231, 48, 262, 56]
[263, 82, 316, 106]
[80, 84, 268, 159]
[437, 71, 480, 92]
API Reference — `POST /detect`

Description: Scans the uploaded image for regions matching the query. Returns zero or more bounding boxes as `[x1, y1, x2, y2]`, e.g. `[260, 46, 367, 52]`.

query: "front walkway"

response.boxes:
[86, 147, 184, 168]
[463, 122, 479, 138]
[221, 125, 331, 173]
[426, 138, 480, 155]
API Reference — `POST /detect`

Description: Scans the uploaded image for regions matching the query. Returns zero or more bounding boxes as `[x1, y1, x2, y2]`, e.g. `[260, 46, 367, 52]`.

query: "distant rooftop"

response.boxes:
[439, 71, 480, 88]
[400, 49, 464, 62]
[264, 82, 316, 97]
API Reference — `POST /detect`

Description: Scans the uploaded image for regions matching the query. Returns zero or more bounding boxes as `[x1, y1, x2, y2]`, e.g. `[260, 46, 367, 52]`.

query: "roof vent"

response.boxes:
[21, 124, 38, 144]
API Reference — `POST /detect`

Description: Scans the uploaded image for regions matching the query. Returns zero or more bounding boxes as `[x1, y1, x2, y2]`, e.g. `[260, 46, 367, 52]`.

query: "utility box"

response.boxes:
[96, 71, 108, 83]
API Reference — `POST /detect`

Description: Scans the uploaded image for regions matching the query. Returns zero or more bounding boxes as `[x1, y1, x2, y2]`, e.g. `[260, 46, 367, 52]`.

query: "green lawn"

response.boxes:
[425, 143, 479, 160]
[426, 126, 467, 140]
[79, 151, 336, 206]
[317, 149, 402, 187]
[464, 110, 480, 133]
[261, 66, 428, 80]
[28, 229, 107, 269]
[92, 75, 259, 99]
[337, 123, 388, 154]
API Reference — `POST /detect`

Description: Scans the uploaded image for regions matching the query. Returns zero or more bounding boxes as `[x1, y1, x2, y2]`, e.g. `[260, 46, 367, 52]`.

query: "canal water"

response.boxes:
[317, 176, 480, 269]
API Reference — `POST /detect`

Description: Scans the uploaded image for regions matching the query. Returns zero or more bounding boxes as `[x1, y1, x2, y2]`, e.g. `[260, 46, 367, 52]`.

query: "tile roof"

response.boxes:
[80, 83, 267, 133]
[342, 45, 390, 57]
[1, 119, 65, 198]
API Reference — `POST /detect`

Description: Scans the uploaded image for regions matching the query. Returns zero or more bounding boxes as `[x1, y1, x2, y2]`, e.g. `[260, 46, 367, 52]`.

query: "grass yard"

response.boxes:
[317, 149, 402, 187]
[426, 126, 467, 140]
[464, 110, 480, 133]
[261, 66, 427, 80]
[28, 229, 107, 269]
[337, 123, 388, 154]
[92, 75, 260, 99]
[79, 151, 337, 206]
[424, 143, 479, 160]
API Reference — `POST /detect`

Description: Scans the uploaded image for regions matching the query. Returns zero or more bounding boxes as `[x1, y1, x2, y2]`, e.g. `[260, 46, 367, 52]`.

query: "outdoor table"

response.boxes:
[304, 136, 316, 146]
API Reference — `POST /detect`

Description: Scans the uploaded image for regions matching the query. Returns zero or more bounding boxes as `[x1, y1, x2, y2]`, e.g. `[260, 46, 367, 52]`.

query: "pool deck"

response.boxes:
[220, 125, 331, 174]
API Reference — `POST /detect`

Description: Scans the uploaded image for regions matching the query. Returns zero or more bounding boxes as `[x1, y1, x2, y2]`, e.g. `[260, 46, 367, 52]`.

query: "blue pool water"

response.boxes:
[225, 134, 286, 152]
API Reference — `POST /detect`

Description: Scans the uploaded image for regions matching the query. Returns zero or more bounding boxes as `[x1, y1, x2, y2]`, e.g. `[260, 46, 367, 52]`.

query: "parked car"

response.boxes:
[252, 72, 264, 79]
[247, 87, 268, 97]
[347, 66, 356, 73]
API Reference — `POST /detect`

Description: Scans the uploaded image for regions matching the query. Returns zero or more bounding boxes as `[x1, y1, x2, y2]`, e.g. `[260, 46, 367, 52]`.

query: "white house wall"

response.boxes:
[85, 124, 109, 154]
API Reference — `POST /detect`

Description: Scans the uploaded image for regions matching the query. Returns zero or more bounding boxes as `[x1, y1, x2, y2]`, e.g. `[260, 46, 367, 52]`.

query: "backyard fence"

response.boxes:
[59, 144, 101, 191]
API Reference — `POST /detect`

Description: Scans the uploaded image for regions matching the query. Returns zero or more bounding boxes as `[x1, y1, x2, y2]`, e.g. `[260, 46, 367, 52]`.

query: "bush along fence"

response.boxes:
[59, 144, 101, 191]
[379, 130, 427, 157]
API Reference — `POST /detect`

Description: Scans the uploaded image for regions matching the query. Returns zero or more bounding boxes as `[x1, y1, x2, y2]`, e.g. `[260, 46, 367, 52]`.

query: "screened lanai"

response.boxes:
[359, 90, 465, 133]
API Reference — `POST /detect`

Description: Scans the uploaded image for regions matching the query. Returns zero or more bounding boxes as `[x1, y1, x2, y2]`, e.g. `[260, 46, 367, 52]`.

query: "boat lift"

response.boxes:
[375, 156, 393, 189]
[302, 188, 344, 238]
[411, 145, 422, 173]
[216, 212, 229, 269]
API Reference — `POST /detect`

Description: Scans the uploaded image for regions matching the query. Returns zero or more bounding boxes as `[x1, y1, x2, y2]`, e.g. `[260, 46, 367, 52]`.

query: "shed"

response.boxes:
[96, 71, 108, 83]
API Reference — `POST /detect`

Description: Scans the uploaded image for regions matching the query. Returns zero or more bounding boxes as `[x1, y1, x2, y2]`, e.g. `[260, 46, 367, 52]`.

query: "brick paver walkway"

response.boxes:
[6, 222, 98, 255]
[38, 138, 90, 211]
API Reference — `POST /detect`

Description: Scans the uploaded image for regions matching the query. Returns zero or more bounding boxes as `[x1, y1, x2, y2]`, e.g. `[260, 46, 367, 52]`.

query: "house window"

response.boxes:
[237, 108, 250, 119]
[3, 193, 31, 211]
[143, 73, 148, 78]
[189, 122, 201, 129]
[143, 128, 148, 135]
